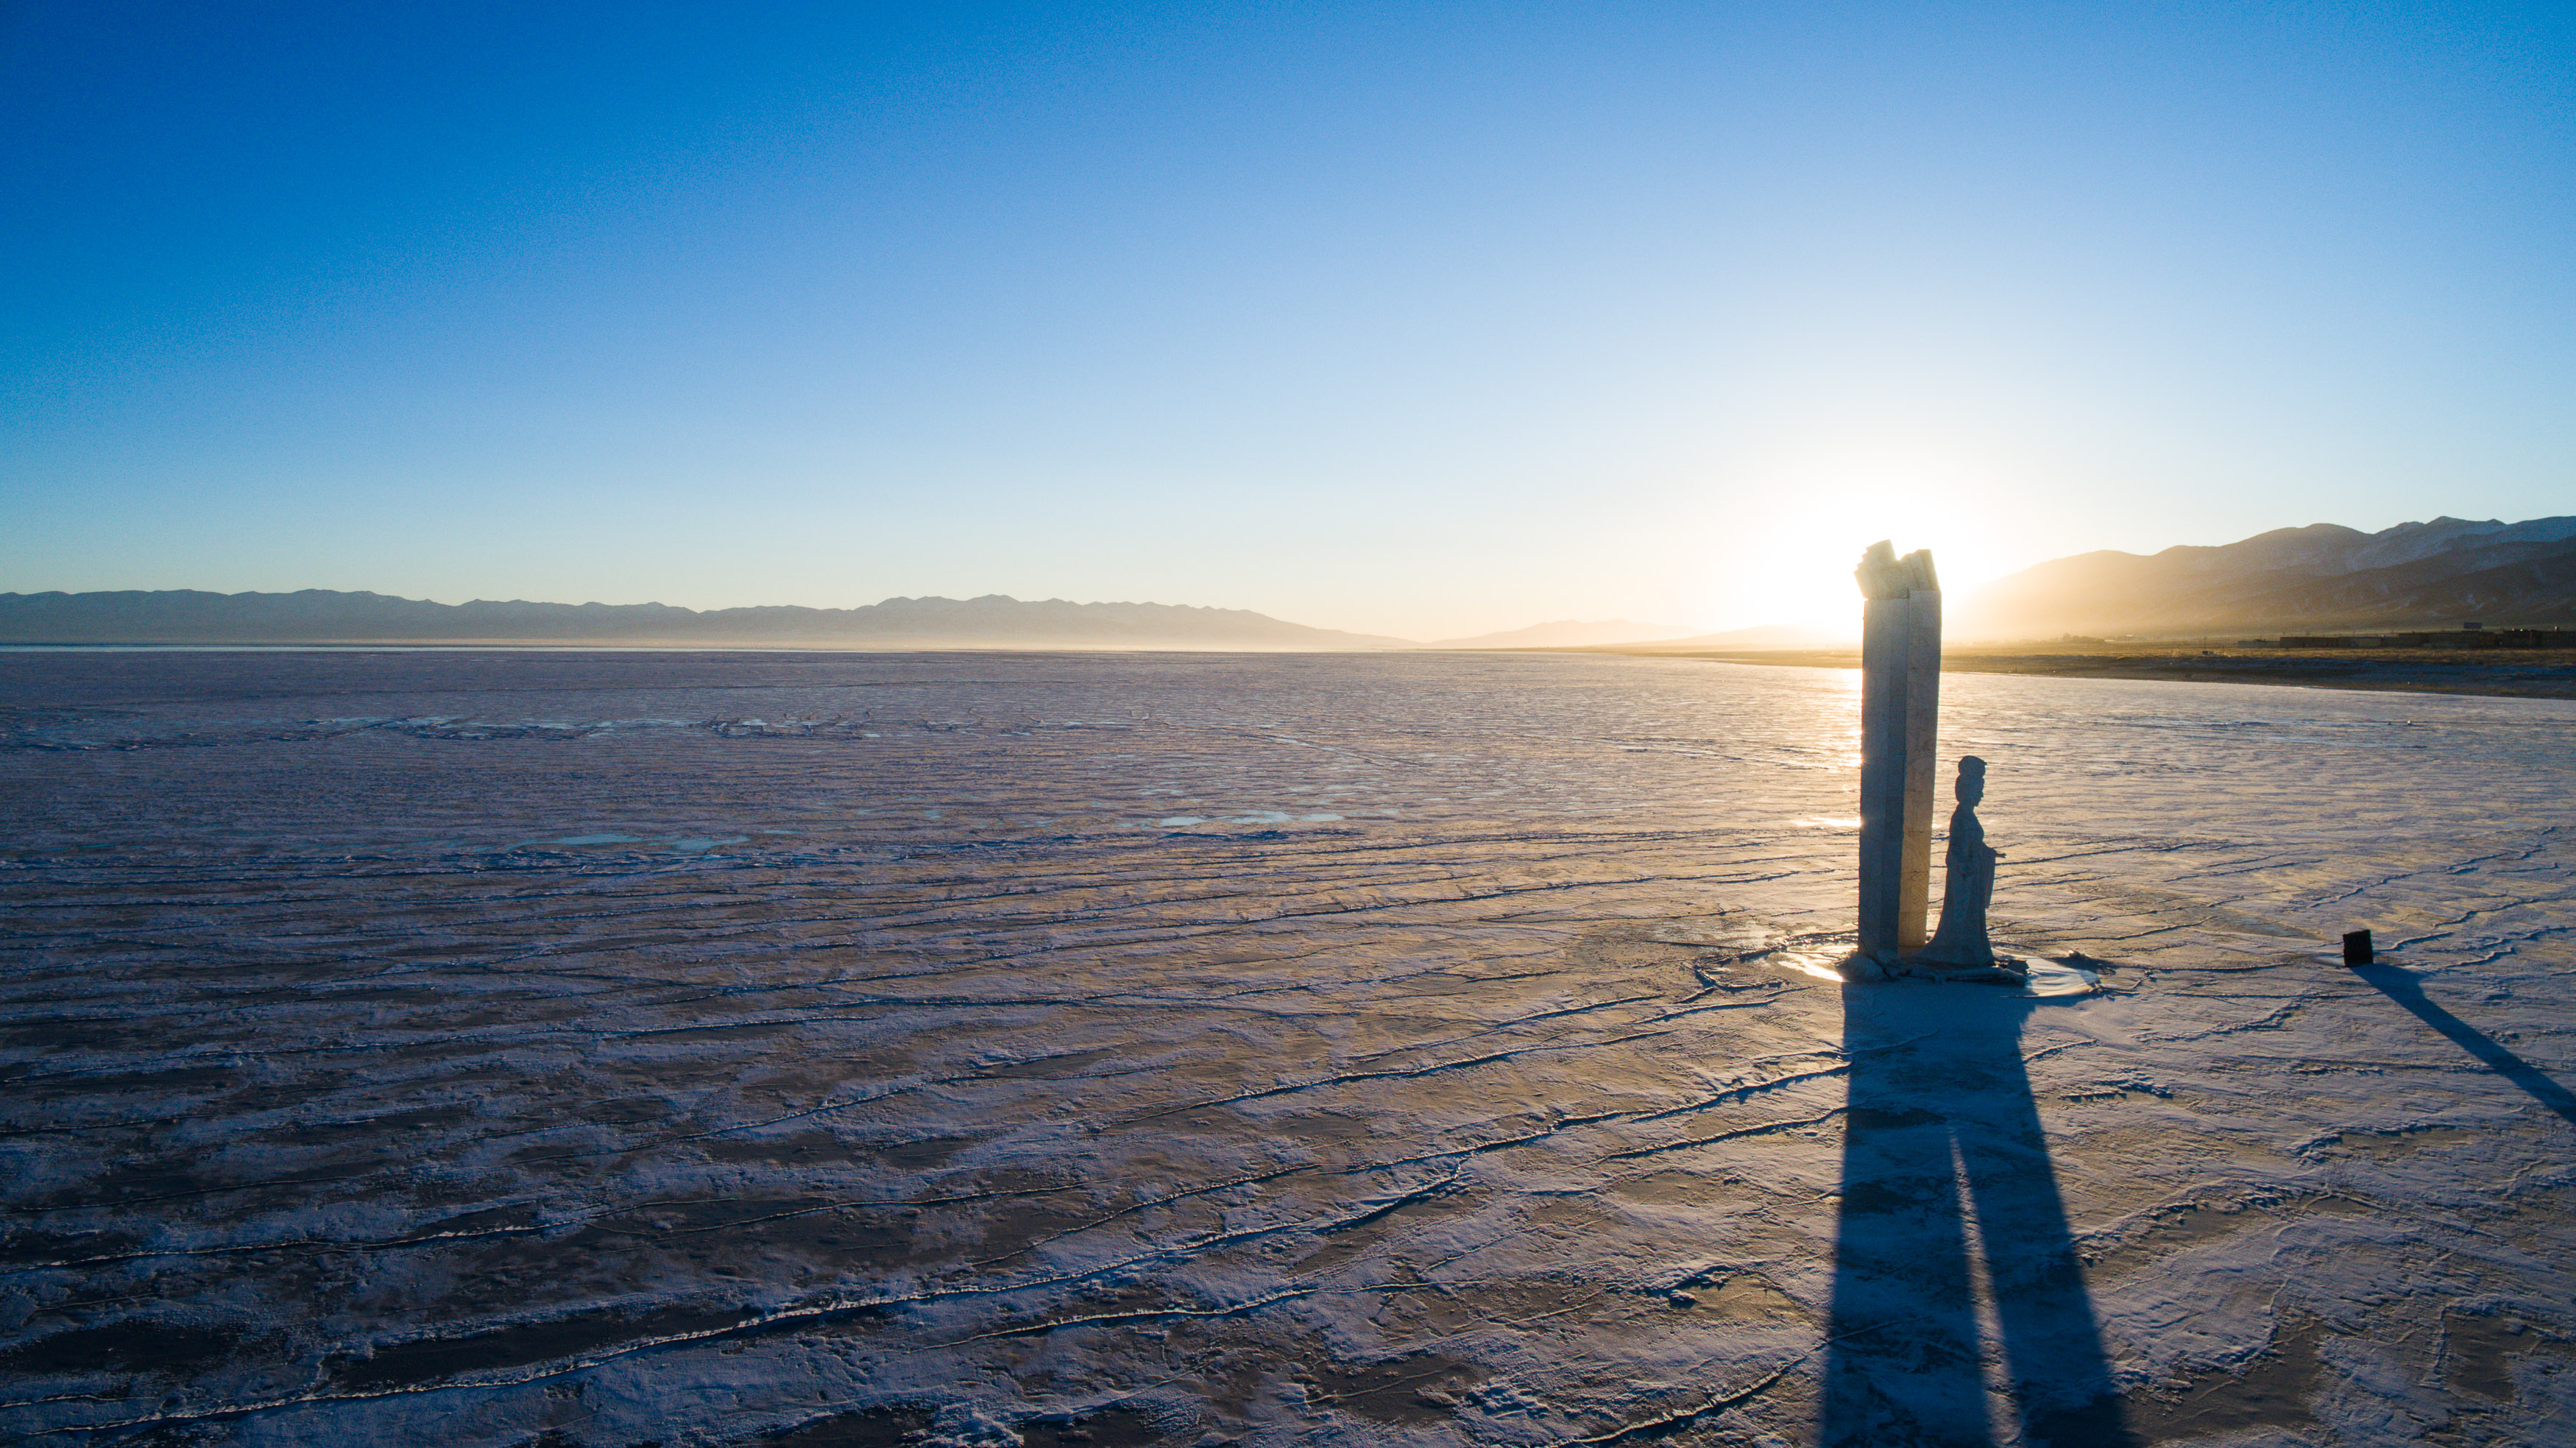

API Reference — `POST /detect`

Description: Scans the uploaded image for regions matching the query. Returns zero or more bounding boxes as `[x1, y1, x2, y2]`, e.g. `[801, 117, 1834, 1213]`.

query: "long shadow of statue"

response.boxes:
[1818, 980, 2137, 1447]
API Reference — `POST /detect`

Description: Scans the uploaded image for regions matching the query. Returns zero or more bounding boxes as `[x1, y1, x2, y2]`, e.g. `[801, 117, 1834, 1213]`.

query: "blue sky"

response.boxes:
[6, 1, 2571, 638]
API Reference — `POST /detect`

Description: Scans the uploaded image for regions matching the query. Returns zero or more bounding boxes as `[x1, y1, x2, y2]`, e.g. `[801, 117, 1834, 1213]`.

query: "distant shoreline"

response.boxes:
[0, 640, 1408, 654]
[9, 640, 2574, 700]
[1559, 643, 2576, 701]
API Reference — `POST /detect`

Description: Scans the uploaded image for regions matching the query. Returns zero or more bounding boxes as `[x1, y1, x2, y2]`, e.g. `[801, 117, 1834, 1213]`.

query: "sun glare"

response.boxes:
[1716, 482, 2007, 636]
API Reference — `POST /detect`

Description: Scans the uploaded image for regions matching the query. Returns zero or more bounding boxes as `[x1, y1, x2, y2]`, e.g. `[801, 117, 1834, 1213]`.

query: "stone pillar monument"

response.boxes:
[1855, 542, 1942, 962]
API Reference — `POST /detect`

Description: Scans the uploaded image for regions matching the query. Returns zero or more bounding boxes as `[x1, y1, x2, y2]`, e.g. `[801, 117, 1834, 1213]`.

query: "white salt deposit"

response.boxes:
[0, 650, 2569, 1446]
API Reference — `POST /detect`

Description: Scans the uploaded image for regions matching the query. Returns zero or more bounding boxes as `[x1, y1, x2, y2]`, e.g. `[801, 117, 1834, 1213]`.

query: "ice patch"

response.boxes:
[1774, 950, 1853, 983]
[2018, 957, 2099, 996]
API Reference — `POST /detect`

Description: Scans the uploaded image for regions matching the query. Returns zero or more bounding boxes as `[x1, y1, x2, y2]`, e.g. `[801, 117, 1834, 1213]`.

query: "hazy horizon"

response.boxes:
[11, 506, 2569, 646]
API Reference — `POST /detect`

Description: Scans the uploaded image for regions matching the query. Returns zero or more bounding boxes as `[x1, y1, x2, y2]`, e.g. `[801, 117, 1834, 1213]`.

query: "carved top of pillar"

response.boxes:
[1855, 541, 1940, 599]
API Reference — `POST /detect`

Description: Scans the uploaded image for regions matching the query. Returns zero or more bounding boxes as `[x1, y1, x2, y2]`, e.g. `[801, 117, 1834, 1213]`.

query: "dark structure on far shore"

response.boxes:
[2265, 626, 2576, 649]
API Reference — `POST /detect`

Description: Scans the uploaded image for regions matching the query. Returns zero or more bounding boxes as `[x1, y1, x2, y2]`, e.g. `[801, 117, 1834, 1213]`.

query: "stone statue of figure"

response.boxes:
[1916, 756, 2002, 968]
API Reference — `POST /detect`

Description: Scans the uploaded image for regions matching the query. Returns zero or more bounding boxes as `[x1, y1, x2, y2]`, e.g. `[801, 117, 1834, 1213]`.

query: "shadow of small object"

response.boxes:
[2349, 958, 2576, 1129]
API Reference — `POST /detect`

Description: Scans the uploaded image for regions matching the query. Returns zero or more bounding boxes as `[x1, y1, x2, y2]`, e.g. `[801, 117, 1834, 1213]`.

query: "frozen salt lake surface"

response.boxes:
[1, 649, 2572, 1446]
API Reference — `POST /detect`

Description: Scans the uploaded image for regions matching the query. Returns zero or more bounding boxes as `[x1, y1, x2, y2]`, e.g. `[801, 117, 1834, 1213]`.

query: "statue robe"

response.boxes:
[1916, 797, 1998, 967]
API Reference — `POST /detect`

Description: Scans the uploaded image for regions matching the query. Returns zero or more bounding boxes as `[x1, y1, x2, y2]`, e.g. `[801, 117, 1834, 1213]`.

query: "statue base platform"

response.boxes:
[1898, 955, 2028, 985]
[1841, 952, 2028, 985]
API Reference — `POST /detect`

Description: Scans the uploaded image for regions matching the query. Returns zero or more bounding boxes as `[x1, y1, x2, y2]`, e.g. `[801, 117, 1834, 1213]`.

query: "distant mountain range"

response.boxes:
[1954, 515, 2576, 640]
[16, 515, 2569, 650]
[0, 590, 1413, 650]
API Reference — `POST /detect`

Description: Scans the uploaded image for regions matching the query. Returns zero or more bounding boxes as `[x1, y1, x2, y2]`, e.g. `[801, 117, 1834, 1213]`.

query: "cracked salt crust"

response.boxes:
[0, 650, 2569, 1445]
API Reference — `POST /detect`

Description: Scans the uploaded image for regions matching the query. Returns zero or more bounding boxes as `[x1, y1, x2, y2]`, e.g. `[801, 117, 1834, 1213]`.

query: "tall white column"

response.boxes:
[1855, 543, 1940, 963]
[1899, 572, 1942, 952]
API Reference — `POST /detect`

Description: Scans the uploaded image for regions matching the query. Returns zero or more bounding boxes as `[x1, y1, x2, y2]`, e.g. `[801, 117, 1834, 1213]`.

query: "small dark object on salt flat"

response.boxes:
[2343, 929, 2374, 966]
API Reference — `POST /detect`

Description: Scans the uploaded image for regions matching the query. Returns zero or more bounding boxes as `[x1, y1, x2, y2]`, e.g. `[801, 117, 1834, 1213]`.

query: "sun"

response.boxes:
[1709, 483, 2006, 636]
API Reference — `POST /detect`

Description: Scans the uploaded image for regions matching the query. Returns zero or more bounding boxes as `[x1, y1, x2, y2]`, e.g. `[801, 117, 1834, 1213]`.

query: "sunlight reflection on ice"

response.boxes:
[1768, 947, 2099, 994]
[2019, 957, 2100, 996]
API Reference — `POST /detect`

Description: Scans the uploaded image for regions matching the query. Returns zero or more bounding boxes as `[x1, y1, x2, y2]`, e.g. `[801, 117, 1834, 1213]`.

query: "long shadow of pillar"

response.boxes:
[1819, 983, 2136, 1447]
[2349, 960, 2576, 1126]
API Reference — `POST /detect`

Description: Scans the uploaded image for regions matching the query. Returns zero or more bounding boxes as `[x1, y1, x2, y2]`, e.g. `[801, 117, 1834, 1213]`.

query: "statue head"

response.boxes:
[1954, 755, 1986, 808]
[1854, 540, 1911, 601]
[1854, 540, 1939, 600]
